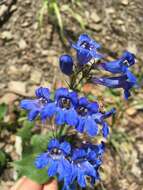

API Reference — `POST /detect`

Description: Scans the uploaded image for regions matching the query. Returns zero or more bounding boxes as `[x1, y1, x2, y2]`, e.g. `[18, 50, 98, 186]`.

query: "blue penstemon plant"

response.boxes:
[16, 33, 137, 189]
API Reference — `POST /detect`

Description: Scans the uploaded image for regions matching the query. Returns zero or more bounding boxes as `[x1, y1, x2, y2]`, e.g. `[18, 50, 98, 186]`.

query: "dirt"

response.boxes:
[0, 0, 143, 189]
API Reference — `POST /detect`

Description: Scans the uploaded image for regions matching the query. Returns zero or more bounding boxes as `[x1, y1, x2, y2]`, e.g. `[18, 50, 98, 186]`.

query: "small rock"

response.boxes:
[0, 5, 7, 17]
[21, 64, 31, 73]
[106, 7, 115, 14]
[116, 19, 124, 25]
[18, 39, 27, 50]
[15, 136, 23, 157]
[90, 11, 101, 23]
[7, 65, 19, 77]
[92, 24, 102, 32]
[1, 31, 13, 41]
[5, 144, 13, 153]
[10, 5, 17, 12]
[127, 42, 137, 54]
[30, 70, 42, 84]
[121, 0, 129, 5]
[0, 143, 5, 149]
[0, 93, 18, 104]
[126, 107, 137, 116]
[8, 81, 26, 94]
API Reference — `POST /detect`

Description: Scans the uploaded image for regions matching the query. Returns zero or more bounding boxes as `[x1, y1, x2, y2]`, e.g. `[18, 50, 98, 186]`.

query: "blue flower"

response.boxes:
[98, 51, 135, 74]
[35, 139, 71, 180]
[92, 74, 137, 99]
[20, 87, 50, 121]
[93, 108, 116, 138]
[68, 149, 98, 188]
[75, 97, 99, 136]
[59, 55, 73, 75]
[41, 88, 79, 126]
[72, 34, 102, 65]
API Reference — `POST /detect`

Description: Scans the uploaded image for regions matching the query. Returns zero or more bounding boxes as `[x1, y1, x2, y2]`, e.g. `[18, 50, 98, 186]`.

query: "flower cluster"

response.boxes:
[21, 87, 115, 138]
[19, 34, 137, 190]
[59, 34, 137, 99]
[35, 139, 105, 189]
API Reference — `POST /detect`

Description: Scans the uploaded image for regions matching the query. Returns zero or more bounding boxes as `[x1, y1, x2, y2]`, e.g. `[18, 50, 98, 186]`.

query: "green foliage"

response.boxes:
[0, 150, 7, 174]
[15, 154, 49, 184]
[17, 120, 34, 142]
[38, 0, 85, 40]
[0, 103, 7, 121]
[15, 127, 54, 184]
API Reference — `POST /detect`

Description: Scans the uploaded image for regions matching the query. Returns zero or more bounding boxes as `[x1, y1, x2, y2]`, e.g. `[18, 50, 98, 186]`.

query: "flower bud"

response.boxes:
[59, 55, 73, 75]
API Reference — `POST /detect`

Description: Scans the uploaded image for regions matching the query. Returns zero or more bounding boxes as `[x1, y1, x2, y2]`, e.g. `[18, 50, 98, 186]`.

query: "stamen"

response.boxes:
[59, 98, 71, 109]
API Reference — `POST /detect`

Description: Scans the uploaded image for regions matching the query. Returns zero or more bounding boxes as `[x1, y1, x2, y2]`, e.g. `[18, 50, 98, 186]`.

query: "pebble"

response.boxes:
[7, 65, 19, 76]
[15, 136, 23, 157]
[8, 81, 26, 94]
[30, 70, 42, 84]
[90, 11, 101, 23]
[127, 42, 138, 54]
[5, 144, 13, 154]
[18, 38, 27, 50]
[92, 24, 102, 32]
[126, 107, 137, 116]
[1, 31, 13, 41]
[121, 0, 129, 5]
[0, 93, 18, 104]
[0, 4, 7, 17]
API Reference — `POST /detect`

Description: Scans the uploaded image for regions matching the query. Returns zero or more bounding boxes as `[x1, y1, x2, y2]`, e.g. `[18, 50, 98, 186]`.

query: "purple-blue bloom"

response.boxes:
[75, 97, 99, 136]
[35, 139, 71, 179]
[92, 74, 137, 99]
[59, 55, 73, 75]
[41, 88, 79, 126]
[93, 108, 116, 138]
[98, 51, 135, 74]
[72, 34, 102, 65]
[20, 87, 50, 121]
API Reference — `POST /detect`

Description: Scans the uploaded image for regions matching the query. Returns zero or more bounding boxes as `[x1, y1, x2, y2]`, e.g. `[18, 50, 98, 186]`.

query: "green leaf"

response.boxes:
[52, 2, 63, 33]
[15, 154, 49, 184]
[0, 150, 7, 168]
[17, 121, 34, 141]
[31, 133, 53, 153]
[0, 103, 7, 121]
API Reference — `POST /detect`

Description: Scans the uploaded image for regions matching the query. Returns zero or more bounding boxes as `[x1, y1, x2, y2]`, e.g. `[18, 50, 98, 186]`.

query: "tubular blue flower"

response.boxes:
[72, 34, 102, 65]
[59, 55, 73, 75]
[92, 74, 137, 99]
[68, 149, 98, 188]
[98, 51, 135, 74]
[41, 88, 79, 124]
[35, 139, 71, 180]
[20, 87, 50, 121]
[75, 97, 99, 136]
[56, 88, 78, 126]
[93, 108, 116, 138]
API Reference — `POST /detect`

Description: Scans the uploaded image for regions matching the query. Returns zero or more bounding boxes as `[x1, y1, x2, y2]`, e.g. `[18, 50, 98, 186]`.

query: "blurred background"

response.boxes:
[0, 0, 143, 189]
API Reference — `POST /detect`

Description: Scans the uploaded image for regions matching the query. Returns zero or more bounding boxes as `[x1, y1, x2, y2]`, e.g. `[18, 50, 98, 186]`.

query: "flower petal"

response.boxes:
[35, 153, 49, 169]
[55, 108, 66, 125]
[60, 142, 71, 155]
[77, 170, 86, 188]
[47, 160, 58, 177]
[76, 117, 85, 133]
[41, 102, 56, 120]
[48, 139, 60, 149]
[28, 109, 39, 121]
[55, 88, 69, 101]
[65, 108, 78, 126]
[102, 122, 109, 138]
[84, 117, 98, 136]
